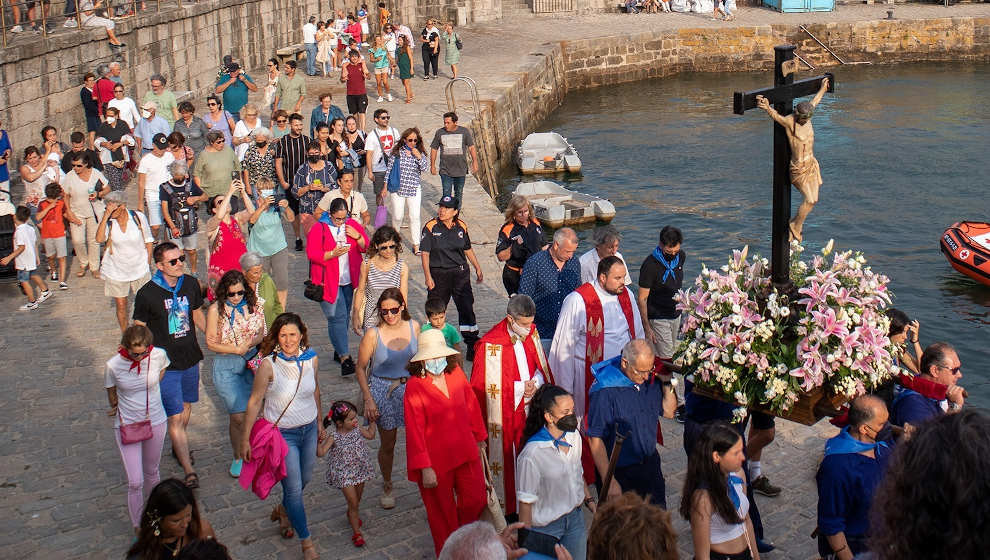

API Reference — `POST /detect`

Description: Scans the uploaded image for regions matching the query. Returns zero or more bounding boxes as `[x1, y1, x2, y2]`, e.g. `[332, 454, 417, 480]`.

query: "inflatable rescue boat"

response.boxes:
[941, 221, 990, 287]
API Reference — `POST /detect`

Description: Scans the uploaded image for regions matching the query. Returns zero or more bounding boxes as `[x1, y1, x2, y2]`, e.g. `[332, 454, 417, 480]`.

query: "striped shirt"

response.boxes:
[274, 133, 310, 187]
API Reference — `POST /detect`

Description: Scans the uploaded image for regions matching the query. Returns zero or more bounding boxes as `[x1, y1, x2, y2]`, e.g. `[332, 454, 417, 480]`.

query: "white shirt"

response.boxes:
[549, 281, 645, 418]
[13, 223, 38, 271]
[303, 22, 317, 44]
[383, 32, 397, 53]
[108, 97, 141, 130]
[233, 119, 262, 161]
[516, 431, 585, 527]
[512, 337, 545, 409]
[104, 347, 170, 429]
[578, 248, 632, 285]
[138, 151, 175, 202]
[330, 223, 351, 285]
[61, 169, 109, 219]
[263, 354, 318, 428]
[364, 126, 399, 172]
[100, 210, 153, 282]
[317, 188, 369, 218]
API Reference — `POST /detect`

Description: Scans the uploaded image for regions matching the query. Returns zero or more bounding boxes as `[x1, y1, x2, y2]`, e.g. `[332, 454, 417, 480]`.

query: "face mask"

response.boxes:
[555, 414, 578, 433]
[307, 155, 320, 164]
[141, 110, 151, 119]
[424, 358, 446, 375]
[509, 320, 530, 338]
[106, 117, 116, 125]
[255, 140, 267, 147]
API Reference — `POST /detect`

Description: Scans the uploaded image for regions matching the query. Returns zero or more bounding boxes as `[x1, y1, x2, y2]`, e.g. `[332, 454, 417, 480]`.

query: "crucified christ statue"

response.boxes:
[756, 76, 829, 242]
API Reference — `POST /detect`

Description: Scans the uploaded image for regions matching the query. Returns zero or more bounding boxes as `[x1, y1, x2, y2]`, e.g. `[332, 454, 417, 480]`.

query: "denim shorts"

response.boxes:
[160, 364, 200, 416]
[16, 269, 39, 283]
[369, 375, 407, 431]
[212, 354, 252, 414]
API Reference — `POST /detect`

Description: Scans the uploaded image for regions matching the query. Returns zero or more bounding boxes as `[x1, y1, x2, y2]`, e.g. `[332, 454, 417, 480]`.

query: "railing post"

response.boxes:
[1, 0, 7, 48]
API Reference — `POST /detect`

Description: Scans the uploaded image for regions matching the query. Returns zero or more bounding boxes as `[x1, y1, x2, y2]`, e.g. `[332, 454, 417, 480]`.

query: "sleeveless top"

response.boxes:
[370, 322, 418, 379]
[362, 259, 404, 329]
[207, 218, 248, 300]
[247, 207, 288, 256]
[217, 301, 266, 349]
[263, 353, 318, 429]
[345, 63, 367, 96]
[203, 110, 234, 146]
[709, 475, 749, 544]
[22, 162, 50, 207]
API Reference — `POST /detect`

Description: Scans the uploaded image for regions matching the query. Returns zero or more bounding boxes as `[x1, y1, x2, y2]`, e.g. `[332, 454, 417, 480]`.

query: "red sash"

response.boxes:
[575, 283, 636, 409]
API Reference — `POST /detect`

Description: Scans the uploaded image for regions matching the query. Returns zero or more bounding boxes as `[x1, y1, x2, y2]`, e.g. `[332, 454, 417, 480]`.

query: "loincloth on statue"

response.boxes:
[790, 157, 822, 190]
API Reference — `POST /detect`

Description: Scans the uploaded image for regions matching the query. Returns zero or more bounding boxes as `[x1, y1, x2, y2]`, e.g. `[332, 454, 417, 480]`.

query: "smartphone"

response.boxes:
[518, 528, 559, 558]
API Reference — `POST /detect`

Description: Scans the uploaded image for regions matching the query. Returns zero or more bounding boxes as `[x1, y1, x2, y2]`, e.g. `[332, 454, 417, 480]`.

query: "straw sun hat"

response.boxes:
[410, 329, 458, 363]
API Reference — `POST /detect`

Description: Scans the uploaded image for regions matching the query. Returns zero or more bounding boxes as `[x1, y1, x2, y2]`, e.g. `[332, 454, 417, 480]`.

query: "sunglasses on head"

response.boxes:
[227, 290, 246, 297]
[379, 306, 402, 316]
[165, 255, 187, 266]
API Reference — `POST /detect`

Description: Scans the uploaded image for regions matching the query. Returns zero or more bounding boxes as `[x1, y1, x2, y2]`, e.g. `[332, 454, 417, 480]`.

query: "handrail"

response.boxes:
[794, 52, 814, 70]
[444, 75, 481, 117]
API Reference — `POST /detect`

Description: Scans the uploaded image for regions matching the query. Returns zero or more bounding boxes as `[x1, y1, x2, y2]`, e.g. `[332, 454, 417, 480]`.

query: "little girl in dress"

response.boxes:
[318, 400, 377, 547]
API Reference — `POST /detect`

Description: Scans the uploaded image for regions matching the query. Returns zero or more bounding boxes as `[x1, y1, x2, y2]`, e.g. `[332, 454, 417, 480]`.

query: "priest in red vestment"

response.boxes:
[470, 294, 552, 516]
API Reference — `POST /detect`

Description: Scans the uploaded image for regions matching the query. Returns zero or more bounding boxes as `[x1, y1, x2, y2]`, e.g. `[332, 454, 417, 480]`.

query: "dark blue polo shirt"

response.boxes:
[587, 357, 664, 468]
[891, 389, 943, 428]
[817, 445, 892, 538]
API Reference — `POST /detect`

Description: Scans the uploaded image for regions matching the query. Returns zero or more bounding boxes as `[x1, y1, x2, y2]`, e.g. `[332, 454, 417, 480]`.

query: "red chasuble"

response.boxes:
[575, 283, 636, 411]
[470, 318, 552, 515]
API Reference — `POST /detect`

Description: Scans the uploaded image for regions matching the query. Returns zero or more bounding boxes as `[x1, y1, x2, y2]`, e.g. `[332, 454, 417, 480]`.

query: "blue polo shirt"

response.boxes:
[890, 388, 943, 427]
[587, 357, 664, 468]
[0, 130, 10, 182]
[518, 249, 581, 339]
[816, 435, 891, 539]
[216, 72, 255, 114]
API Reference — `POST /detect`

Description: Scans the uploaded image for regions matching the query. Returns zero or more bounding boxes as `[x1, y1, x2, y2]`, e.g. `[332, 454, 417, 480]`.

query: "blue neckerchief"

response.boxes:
[151, 270, 184, 305]
[589, 356, 636, 395]
[728, 473, 744, 510]
[824, 426, 889, 456]
[529, 427, 572, 449]
[277, 348, 318, 375]
[226, 299, 248, 327]
[652, 247, 680, 283]
[318, 212, 334, 227]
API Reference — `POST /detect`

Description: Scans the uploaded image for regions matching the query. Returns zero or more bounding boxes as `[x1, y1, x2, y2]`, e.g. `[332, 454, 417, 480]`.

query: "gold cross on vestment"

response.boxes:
[488, 423, 502, 439]
[488, 345, 499, 357]
[487, 383, 500, 399]
[490, 461, 503, 478]
[587, 317, 603, 337]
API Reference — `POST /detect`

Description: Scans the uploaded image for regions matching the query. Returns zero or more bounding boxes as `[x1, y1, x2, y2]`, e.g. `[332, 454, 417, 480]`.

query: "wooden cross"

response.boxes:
[733, 45, 834, 291]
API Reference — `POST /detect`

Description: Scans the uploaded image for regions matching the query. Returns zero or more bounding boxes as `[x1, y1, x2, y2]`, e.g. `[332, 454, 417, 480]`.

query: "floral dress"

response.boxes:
[325, 426, 376, 488]
[207, 218, 248, 300]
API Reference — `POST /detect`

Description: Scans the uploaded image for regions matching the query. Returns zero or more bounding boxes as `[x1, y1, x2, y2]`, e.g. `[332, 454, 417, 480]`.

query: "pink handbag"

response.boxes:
[119, 368, 153, 444]
[374, 204, 388, 228]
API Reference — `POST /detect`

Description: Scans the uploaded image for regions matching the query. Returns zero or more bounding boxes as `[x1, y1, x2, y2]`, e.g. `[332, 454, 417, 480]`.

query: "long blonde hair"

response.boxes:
[503, 195, 536, 224]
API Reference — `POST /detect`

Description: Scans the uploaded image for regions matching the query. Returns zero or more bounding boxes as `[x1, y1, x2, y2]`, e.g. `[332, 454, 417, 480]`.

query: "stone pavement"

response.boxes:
[6, 4, 989, 558]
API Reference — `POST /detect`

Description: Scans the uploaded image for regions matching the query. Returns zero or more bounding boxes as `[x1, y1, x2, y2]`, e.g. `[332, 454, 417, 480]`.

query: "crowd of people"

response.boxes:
[1, 11, 986, 560]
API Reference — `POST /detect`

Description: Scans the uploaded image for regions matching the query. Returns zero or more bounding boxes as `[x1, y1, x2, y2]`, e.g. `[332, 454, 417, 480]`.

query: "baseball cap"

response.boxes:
[228, 62, 240, 72]
[140, 100, 158, 111]
[152, 133, 169, 149]
[437, 196, 458, 209]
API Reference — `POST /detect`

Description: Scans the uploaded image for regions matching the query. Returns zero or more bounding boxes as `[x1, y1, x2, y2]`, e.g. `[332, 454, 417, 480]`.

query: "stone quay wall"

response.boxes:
[469, 16, 990, 190]
[0, 0, 322, 155]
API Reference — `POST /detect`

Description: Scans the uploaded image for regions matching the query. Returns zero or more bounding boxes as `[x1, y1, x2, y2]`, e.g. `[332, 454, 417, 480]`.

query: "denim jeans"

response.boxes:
[527, 506, 587, 560]
[280, 419, 318, 540]
[305, 43, 318, 75]
[319, 284, 354, 356]
[440, 175, 466, 207]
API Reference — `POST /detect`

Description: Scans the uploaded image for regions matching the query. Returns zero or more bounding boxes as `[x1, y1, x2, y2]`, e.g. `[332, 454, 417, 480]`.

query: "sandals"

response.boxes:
[302, 539, 320, 559]
[184, 472, 200, 489]
[75, 269, 87, 278]
[380, 481, 395, 509]
[351, 532, 366, 547]
[271, 505, 294, 539]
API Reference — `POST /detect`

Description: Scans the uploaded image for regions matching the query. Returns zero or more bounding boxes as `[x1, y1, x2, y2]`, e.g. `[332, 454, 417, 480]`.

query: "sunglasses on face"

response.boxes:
[379, 307, 402, 316]
[227, 290, 246, 297]
[128, 348, 151, 361]
[405, 137, 418, 143]
[377, 116, 390, 120]
[208, 102, 218, 106]
[940, 365, 962, 375]
[378, 243, 396, 251]
[165, 255, 187, 266]
[276, 119, 287, 123]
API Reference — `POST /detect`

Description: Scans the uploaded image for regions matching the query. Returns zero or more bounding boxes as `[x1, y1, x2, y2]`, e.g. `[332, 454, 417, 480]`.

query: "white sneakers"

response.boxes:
[20, 289, 52, 310]
[37, 290, 53, 303]
[64, 18, 78, 27]
[377, 96, 384, 102]
[387, 93, 393, 102]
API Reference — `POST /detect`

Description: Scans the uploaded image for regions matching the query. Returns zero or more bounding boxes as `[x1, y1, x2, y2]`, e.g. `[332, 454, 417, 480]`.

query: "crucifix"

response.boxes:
[734, 45, 834, 291]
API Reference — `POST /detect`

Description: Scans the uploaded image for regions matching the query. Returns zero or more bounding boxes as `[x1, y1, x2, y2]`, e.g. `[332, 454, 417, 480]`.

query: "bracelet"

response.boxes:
[911, 339, 919, 343]
[583, 497, 595, 506]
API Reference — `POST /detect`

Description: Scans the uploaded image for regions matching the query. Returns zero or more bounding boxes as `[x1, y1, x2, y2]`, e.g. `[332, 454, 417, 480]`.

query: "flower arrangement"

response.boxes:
[674, 240, 899, 420]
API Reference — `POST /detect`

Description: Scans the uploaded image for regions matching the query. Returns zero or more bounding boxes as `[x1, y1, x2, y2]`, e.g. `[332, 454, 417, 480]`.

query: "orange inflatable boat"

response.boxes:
[941, 221, 990, 286]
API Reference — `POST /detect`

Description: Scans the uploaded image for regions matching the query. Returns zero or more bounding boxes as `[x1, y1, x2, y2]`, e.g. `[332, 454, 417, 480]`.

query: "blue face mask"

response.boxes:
[425, 358, 447, 375]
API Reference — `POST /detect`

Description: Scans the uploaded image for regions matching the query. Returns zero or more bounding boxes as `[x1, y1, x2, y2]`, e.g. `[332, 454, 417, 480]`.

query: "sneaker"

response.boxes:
[422, 75, 430, 80]
[333, 352, 342, 363]
[64, 18, 78, 27]
[376, 96, 384, 103]
[674, 405, 686, 424]
[295, 238, 303, 252]
[386, 93, 393, 102]
[36, 290, 53, 304]
[229, 458, 243, 478]
[45, 22, 55, 33]
[751, 475, 782, 497]
[59, 281, 69, 290]
[19, 301, 38, 311]
[50, 270, 58, 281]
[30, 23, 41, 32]
[341, 356, 356, 376]
[10, 25, 23, 33]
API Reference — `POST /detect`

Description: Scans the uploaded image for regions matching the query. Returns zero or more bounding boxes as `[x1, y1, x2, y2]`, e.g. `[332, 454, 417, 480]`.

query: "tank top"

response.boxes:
[21, 162, 50, 207]
[362, 259, 404, 329]
[203, 110, 234, 146]
[709, 475, 749, 544]
[345, 63, 367, 96]
[247, 208, 288, 256]
[262, 353, 318, 429]
[370, 322, 417, 379]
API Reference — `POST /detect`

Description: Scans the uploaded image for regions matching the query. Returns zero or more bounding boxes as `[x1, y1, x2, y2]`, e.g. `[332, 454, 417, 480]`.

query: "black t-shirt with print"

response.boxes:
[133, 274, 204, 370]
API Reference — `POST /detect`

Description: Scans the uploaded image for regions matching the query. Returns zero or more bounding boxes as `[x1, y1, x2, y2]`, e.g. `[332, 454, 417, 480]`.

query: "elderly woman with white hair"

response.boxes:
[239, 251, 283, 330]
[96, 190, 154, 332]
[232, 103, 264, 161]
[240, 126, 277, 196]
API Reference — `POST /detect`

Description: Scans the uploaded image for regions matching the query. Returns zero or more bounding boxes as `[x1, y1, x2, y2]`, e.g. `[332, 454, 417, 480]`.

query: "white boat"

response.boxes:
[517, 132, 582, 175]
[513, 181, 615, 228]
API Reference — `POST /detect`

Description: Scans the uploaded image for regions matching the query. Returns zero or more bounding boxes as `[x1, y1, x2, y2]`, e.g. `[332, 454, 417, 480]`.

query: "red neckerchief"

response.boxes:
[118, 346, 153, 375]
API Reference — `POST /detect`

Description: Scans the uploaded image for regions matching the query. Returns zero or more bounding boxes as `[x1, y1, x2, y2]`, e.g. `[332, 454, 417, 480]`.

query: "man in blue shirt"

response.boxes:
[891, 342, 966, 431]
[134, 101, 171, 155]
[587, 339, 676, 508]
[215, 63, 257, 122]
[0, 119, 11, 202]
[518, 227, 580, 354]
[309, 93, 346, 138]
[817, 395, 892, 559]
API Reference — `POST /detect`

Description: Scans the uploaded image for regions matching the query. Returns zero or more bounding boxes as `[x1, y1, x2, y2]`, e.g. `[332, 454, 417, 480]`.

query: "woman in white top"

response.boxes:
[108, 84, 141, 130]
[232, 103, 263, 161]
[96, 190, 154, 333]
[17, 146, 52, 218]
[516, 384, 595, 560]
[104, 324, 170, 530]
[680, 422, 760, 560]
[62, 150, 111, 278]
[240, 312, 323, 560]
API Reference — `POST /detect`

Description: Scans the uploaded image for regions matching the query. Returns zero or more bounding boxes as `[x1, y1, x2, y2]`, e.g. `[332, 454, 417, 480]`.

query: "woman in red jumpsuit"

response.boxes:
[404, 328, 488, 555]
